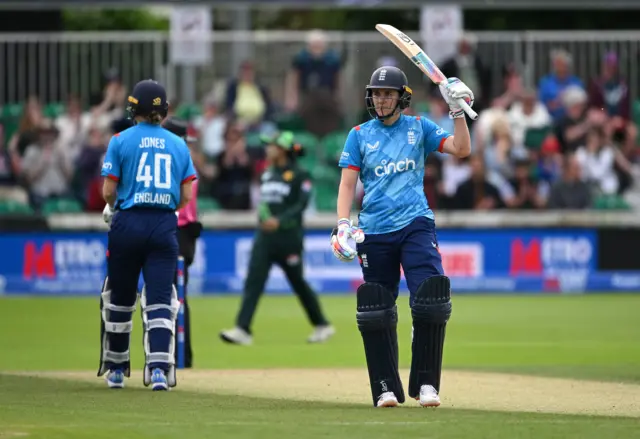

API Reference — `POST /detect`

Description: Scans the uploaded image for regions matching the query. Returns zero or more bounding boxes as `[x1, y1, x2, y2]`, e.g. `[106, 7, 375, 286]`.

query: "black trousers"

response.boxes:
[235, 230, 329, 333]
[175, 223, 199, 368]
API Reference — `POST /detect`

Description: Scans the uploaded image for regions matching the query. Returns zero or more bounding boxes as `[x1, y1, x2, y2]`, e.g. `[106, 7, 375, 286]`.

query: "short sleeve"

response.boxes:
[421, 117, 452, 154]
[181, 143, 197, 184]
[101, 135, 121, 181]
[338, 127, 362, 171]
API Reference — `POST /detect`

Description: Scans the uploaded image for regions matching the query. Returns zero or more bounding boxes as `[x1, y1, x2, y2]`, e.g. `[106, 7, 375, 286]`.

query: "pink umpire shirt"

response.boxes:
[177, 179, 199, 226]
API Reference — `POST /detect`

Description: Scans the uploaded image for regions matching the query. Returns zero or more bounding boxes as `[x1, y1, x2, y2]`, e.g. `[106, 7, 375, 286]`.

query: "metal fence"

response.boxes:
[1, 30, 640, 121]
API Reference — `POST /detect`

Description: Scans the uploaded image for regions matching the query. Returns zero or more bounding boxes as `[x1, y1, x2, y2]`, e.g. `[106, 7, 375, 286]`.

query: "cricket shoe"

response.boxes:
[418, 385, 441, 407]
[106, 369, 125, 389]
[150, 368, 169, 391]
[377, 392, 399, 408]
[307, 325, 336, 343]
[219, 327, 253, 346]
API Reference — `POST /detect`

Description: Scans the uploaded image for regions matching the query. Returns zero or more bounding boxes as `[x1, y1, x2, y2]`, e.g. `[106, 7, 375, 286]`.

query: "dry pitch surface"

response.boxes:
[17, 369, 640, 418]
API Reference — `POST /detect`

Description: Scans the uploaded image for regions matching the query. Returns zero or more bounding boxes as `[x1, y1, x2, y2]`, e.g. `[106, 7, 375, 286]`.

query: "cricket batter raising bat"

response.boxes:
[330, 65, 474, 408]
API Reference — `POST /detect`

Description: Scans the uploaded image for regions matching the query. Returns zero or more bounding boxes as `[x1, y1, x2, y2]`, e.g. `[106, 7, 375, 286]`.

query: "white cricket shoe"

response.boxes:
[377, 391, 399, 408]
[106, 369, 125, 389]
[307, 325, 336, 343]
[419, 384, 441, 407]
[219, 327, 253, 346]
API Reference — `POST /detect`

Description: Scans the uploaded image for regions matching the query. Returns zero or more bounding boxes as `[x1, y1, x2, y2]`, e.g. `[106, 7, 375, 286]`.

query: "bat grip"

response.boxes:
[458, 99, 478, 120]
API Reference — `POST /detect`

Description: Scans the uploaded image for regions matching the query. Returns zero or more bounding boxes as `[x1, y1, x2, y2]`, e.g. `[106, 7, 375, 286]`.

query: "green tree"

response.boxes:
[63, 9, 169, 31]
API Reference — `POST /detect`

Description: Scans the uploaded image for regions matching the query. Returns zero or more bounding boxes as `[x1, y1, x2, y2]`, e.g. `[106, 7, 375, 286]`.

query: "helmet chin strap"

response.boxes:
[376, 102, 400, 120]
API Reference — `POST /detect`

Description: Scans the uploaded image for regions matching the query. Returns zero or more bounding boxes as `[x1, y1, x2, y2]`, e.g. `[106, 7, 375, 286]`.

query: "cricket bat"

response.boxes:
[375, 24, 478, 120]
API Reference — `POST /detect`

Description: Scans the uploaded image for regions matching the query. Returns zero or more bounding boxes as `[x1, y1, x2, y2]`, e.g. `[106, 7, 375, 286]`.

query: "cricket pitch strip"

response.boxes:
[14, 369, 640, 418]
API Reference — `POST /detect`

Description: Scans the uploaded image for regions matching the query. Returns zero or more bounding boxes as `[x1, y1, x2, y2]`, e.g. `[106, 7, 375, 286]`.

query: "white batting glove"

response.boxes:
[330, 218, 365, 263]
[102, 204, 115, 226]
[439, 77, 475, 119]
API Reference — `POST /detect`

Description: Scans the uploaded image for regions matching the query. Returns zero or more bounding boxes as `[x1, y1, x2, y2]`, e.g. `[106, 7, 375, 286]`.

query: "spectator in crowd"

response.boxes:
[212, 121, 253, 210]
[547, 154, 592, 209]
[508, 87, 552, 148]
[55, 94, 92, 161]
[483, 115, 524, 179]
[452, 154, 503, 210]
[472, 99, 509, 152]
[555, 85, 605, 154]
[574, 126, 621, 195]
[538, 49, 584, 121]
[89, 67, 127, 131]
[588, 52, 638, 155]
[0, 131, 28, 204]
[194, 95, 227, 160]
[185, 123, 216, 190]
[285, 29, 343, 138]
[493, 63, 524, 110]
[8, 96, 45, 175]
[376, 55, 399, 68]
[425, 88, 454, 137]
[74, 125, 108, 210]
[440, 33, 492, 113]
[224, 60, 273, 132]
[439, 155, 471, 209]
[507, 158, 547, 209]
[423, 155, 442, 211]
[20, 122, 72, 211]
[536, 134, 563, 186]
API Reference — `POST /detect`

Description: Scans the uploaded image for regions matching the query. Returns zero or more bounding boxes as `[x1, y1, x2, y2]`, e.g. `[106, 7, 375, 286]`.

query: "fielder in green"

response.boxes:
[220, 131, 335, 346]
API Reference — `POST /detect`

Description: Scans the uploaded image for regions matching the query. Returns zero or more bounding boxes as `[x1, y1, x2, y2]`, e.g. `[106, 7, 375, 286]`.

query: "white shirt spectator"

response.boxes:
[508, 100, 552, 147]
[441, 157, 471, 197]
[55, 112, 93, 160]
[575, 145, 618, 194]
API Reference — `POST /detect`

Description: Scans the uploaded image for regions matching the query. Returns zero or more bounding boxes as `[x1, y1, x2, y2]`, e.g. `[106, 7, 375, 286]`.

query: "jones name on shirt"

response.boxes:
[139, 137, 166, 149]
[134, 192, 171, 205]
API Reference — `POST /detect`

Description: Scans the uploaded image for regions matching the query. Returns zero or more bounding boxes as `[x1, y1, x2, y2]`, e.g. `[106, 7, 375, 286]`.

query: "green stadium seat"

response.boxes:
[314, 182, 337, 212]
[593, 194, 631, 211]
[1, 103, 24, 144]
[197, 197, 220, 212]
[321, 131, 349, 162]
[524, 127, 552, 150]
[175, 103, 202, 121]
[274, 113, 306, 132]
[2, 103, 23, 119]
[633, 100, 640, 127]
[43, 103, 66, 119]
[311, 166, 340, 185]
[292, 131, 319, 155]
[297, 153, 318, 173]
[0, 200, 33, 215]
[415, 102, 430, 114]
[245, 132, 263, 149]
[41, 198, 83, 215]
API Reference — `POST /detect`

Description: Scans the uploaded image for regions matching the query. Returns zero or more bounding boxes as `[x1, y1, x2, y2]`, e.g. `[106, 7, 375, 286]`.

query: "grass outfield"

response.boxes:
[1, 294, 639, 438]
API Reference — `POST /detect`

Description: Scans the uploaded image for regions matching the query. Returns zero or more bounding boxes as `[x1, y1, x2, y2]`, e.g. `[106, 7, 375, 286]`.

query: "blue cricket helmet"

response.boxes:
[127, 79, 169, 120]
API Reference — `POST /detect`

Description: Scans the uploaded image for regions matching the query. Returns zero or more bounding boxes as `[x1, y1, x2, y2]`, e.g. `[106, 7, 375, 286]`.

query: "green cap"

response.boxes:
[260, 131, 296, 150]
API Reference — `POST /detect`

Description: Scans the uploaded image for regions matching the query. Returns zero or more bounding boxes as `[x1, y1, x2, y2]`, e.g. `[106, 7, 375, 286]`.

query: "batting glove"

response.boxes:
[102, 204, 115, 226]
[330, 218, 365, 263]
[439, 77, 475, 119]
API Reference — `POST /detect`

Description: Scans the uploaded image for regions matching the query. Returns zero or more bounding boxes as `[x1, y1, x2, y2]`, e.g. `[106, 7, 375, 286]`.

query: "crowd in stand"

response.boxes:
[0, 30, 637, 214]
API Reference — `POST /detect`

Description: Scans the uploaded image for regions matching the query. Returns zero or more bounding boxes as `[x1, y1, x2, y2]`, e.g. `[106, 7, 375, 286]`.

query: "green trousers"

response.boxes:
[235, 230, 329, 333]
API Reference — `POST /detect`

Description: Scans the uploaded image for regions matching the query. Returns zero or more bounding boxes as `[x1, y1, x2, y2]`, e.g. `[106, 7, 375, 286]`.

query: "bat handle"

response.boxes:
[458, 98, 478, 120]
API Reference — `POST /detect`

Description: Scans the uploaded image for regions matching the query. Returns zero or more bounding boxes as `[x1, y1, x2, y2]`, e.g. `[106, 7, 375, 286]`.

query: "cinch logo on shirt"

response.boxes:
[374, 158, 416, 177]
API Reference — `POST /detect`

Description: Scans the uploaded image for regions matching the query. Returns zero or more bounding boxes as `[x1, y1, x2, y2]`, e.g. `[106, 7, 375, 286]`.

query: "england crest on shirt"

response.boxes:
[407, 129, 416, 145]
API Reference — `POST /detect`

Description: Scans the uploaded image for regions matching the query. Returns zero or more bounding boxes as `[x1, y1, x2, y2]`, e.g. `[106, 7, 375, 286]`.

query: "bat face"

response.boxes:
[376, 24, 446, 84]
[411, 53, 447, 83]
